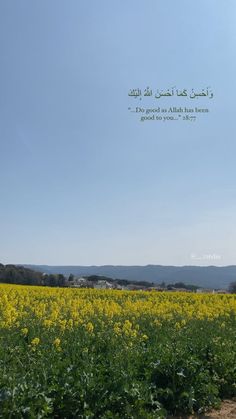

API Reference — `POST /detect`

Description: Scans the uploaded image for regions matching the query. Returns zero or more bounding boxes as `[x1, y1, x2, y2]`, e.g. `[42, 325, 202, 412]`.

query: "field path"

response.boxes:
[168, 398, 236, 418]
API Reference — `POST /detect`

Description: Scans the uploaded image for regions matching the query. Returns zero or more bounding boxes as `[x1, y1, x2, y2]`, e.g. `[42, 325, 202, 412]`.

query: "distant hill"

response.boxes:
[22, 264, 236, 289]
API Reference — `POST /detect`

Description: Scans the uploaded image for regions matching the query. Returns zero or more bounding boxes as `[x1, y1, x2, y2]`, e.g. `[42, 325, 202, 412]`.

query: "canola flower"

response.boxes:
[85, 322, 94, 334]
[53, 338, 61, 351]
[21, 327, 28, 336]
[0, 284, 236, 417]
[53, 338, 61, 347]
[0, 284, 235, 334]
[31, 337, 40, 346]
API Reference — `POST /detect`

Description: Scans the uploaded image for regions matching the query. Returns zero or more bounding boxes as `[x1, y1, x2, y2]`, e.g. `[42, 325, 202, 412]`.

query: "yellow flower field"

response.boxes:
[0, 284, 235, 418]
[0, 284, 235, 329]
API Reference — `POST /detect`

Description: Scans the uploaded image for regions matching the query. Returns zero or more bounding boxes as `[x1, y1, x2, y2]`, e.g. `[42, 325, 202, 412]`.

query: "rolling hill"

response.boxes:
[22, 264, 236, 289]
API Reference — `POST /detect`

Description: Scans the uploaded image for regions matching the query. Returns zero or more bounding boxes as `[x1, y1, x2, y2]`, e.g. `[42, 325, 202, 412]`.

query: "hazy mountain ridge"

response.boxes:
[22, 265, 236, 289]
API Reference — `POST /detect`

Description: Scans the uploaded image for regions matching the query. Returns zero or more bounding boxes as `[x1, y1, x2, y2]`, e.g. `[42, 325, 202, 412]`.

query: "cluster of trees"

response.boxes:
[163, 282, 199, 291]
[0, 264, 67, 287]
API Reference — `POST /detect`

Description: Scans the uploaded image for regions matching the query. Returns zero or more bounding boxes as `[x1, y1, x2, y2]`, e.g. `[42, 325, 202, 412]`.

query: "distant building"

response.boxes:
[93, 280, 113, 289]
[68, 277, 88, 287]
[113, 284, 125, 290]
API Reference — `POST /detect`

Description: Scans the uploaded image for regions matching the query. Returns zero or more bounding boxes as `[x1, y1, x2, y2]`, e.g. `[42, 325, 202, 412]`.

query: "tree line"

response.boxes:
[0, 264, 67, 287]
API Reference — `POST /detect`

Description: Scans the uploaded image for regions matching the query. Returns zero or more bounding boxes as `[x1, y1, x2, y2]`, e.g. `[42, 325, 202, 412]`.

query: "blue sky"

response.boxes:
[1, 1, 236, 265]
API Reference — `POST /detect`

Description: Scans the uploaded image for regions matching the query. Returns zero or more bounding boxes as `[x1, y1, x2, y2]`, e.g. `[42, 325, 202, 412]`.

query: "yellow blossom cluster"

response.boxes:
[0, 284, 235, 334]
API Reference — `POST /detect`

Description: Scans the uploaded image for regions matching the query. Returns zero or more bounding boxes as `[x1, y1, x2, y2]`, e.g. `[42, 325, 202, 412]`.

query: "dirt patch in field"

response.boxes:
[168, 398, 236, 418]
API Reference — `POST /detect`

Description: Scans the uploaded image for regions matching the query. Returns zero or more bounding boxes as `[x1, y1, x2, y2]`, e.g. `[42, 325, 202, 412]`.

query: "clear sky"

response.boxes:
[1, 1, 236, 266]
